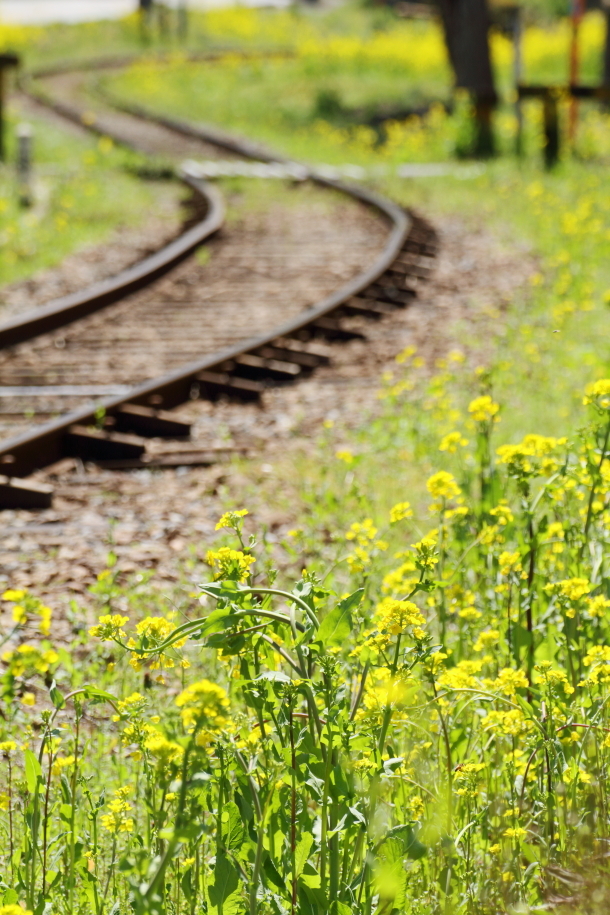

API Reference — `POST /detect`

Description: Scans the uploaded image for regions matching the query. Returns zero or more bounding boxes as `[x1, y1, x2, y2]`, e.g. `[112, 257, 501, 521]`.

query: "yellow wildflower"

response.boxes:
[101, 787, 134, 835]
[215, 509, 248, 531]
[390, 501, 413, 524]
[206, 547, 255, 582]
[439, 431, 469, 453]
[89, 614, 130, 641]
[426, 471, 461, 502]
[175, 679, 230, 737]
[583, 378, 610, 410]
[491, 668, 528, 697]
[468, 395, 500, 424]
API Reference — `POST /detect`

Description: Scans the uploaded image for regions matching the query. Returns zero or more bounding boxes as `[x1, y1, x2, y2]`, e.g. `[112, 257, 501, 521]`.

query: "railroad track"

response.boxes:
[0, 56, 438, 510]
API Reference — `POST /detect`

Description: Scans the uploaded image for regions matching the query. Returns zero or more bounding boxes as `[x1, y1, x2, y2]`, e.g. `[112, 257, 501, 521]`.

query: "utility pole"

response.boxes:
[435, 0, 497, 157]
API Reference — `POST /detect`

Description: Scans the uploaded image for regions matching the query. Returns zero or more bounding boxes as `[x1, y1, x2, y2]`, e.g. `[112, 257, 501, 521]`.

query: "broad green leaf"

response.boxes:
[263, 855, 285, 891]
[24, 749, 42, 794]
[197, 607, 240, 638]
[385, 824, 427, 861]
[3, 890, 18, 906]
[208, 853, 239, 912]
[222, 802, 246, 851]
[317, 589, 362, 647]
[295, 832, 313, 877]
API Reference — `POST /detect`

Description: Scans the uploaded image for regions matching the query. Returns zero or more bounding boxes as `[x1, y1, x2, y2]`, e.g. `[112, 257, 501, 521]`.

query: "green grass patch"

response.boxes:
[0, 108, 177, 293]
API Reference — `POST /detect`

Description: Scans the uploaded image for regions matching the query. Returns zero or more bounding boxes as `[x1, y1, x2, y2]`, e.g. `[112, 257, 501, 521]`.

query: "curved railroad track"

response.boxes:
[0, 55, 437, 509]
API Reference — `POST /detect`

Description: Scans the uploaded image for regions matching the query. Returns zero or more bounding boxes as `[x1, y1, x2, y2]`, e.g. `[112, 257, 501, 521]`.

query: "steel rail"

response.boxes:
[0, 177, 225, 349]
[0, 56, 433, 501]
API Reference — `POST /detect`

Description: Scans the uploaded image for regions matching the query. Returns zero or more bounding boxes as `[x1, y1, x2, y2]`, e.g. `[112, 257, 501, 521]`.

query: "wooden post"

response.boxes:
[543, 89, 560, 169]
[0, 53, 20, 163]
[436, 0, 498, 158]
[17, 123, 33, 208]
[513, 7, 524, 156]
[568, 0, 585, 144]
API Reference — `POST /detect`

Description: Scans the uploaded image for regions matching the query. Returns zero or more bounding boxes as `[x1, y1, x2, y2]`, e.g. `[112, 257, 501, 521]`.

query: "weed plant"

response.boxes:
[4, 376, 610, 913]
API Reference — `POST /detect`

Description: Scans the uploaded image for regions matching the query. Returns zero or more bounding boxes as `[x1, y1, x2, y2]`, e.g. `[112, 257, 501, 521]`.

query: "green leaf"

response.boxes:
[24, 749, 42, 794]
[207, 853, 240, 913]
[197, 607, 240, 638]
[82, 687, 119, 707]
[3, 890, 19, 906]
[317, 589, 362, 647]
[222, 802, 246, 851]
[49, 680, 65, 710]
[384, 824, 427, 861]
[263, 855, 286, 891]
[295, 833, 313, 877]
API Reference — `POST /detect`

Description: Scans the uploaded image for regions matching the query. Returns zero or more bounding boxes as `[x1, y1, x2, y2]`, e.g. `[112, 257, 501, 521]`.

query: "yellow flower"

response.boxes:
[439, 431, 469, 453]
[374, 598, 426, 636]
[2, 645, 59, 677]
[489, 500, 514, 526]
[0, 793, 9, 810]
[0, 740, 17, 754]
[426, 471, 461, 501]
[175, 679, 230, 737]
[586, 595, 610, 618]
[215, 509, 248, 531]
[206, 547, 255, 582]
[128, 617, 187, 671]
[335, 449, 354, 464]
[438, 660, 483, 690]
[504, 827, 527, 840]
[0, 906, 34, 915]
[583, 378, 610, 410]
[89, 614, 130, 641]
[498, 551, 521, 577]
[101, 787, 134, 835]
[545, 578, 591, 602]
[473, 630, 500, 652]
[144, 732, 184, 766]
[491, 668, 528, 697]
[52, 755, 75, 776]
[21, 693, 36, 707]
[496, 435, 566, 478]
[2, 589, 26, 602]
[389, 501, 413, 524]
[468, 395, 500, 424]
[482, 709, 532, 737]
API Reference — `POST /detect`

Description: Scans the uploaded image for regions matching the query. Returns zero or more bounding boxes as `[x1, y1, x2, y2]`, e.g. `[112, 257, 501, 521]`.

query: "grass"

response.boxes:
[0, 104, 179, 296]
[2, 4, 610, 915]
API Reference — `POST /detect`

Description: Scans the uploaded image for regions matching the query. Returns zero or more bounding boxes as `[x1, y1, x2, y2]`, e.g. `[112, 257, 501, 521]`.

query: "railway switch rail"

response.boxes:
[0, 58, 438, 510]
